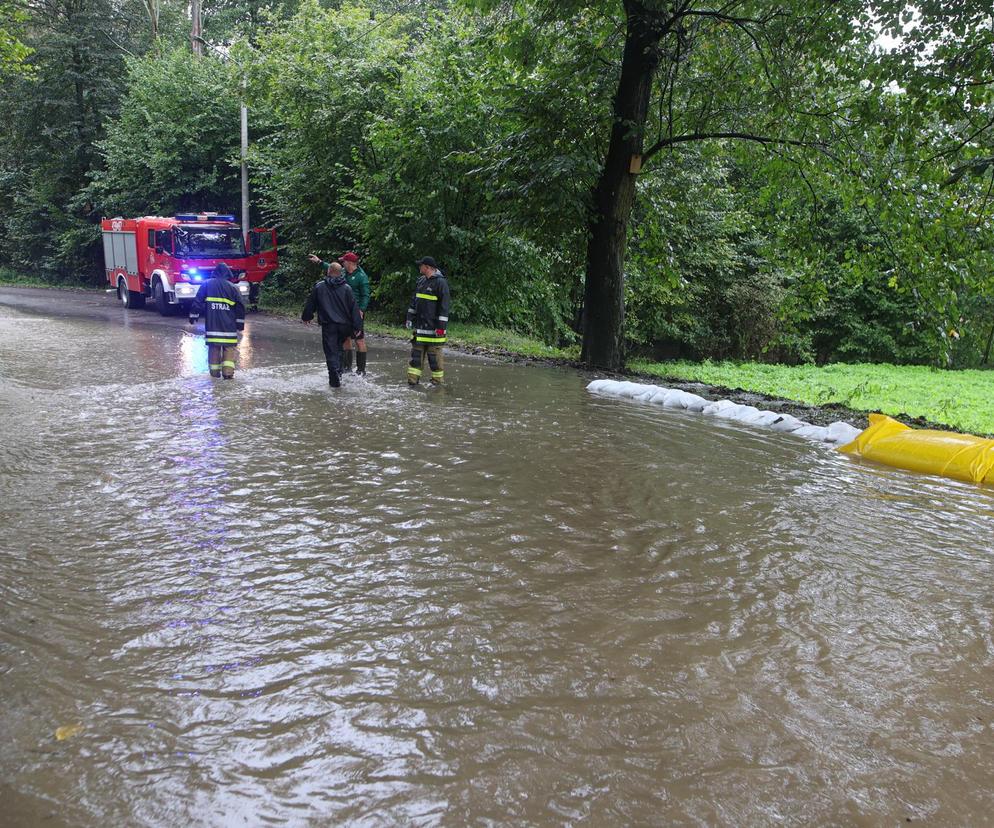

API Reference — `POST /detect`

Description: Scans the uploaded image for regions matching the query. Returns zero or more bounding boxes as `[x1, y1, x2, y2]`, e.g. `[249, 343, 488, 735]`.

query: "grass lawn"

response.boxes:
[0, 269, 99, 290]
[629, 359, 994, 436]
[364, 317, 579, 361]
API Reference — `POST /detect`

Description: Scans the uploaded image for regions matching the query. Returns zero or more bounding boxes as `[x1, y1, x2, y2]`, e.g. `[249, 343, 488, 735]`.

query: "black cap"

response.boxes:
[415, 256, 437, 268]
[213, 262, 233, 279]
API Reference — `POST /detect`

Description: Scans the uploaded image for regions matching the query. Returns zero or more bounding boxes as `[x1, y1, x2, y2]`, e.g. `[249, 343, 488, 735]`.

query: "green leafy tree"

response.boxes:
[85, 48, 243, 218]
[247, 1, 414, 302]
[0, 0, 146, 277]
[467, 0, 877, 369]
[349, 24, 567, 334]
[0, 1, 32, 75]
[625, 148, 784, 361]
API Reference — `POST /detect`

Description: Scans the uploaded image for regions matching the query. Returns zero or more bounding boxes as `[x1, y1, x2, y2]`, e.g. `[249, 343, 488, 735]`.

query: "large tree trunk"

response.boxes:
[581, 3, 666, 370]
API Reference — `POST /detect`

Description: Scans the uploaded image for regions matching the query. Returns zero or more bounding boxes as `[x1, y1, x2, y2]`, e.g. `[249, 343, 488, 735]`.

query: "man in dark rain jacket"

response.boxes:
[406, 256, 450, 386]
[188, 262, 246, 379]
[301, 261, 363, 388]
[306, 250, 371, 374]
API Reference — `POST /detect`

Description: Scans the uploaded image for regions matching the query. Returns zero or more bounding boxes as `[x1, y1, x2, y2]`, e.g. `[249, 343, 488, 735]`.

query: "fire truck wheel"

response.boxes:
[153, 280, 172, 316]
[117, 277, 145, 310]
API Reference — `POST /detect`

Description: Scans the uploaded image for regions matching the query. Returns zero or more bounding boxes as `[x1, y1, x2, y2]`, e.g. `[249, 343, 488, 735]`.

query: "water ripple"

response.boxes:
[3, 308, 994, 825]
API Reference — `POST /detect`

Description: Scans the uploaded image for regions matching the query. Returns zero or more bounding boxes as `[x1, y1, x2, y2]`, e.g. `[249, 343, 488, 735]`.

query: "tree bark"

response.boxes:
[191, 0, 202, 57]
[581, 2, 667, 370]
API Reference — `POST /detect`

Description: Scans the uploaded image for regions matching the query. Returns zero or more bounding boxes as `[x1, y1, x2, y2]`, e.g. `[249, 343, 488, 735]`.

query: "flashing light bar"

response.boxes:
[174, 213, 237, 222]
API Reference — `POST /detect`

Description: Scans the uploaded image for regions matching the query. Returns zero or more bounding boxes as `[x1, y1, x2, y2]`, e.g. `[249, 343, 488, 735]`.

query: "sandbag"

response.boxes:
[702, 399, 740, 417]
[728, 404, 763, 423]
[770, 414, 806, 433]
[613, 382, 644, 398]
[751, 410, 785, 427]
[793, 424, 829, 441]
[586, 379, 869, 456]
[825, 421, 861, 445]
[839, 413, 994, 484]
[682, 393, 709, 412]
[662, 389, 693, 408]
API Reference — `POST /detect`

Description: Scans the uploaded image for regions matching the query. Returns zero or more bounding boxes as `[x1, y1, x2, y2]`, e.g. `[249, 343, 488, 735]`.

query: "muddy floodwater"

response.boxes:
[2, 287, 994, 826]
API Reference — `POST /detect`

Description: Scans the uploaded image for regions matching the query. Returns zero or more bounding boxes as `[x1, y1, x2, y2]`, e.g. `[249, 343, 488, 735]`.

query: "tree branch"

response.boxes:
[642, 130, 823, 163]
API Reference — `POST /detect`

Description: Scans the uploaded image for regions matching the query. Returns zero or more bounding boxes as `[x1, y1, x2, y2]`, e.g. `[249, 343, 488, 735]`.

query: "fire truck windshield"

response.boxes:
[173, 226, 246, 258]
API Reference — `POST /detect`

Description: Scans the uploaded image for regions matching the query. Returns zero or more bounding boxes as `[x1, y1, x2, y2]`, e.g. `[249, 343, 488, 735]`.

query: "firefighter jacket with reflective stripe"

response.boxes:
[302, 276, 363, 330]
[189, 277, 245, 344]
[406, 271, 451, 343]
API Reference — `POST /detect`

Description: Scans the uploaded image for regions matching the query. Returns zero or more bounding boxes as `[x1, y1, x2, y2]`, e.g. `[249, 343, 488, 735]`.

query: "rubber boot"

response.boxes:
[342, 350, 353, 373]
[356, 352, 367, 375]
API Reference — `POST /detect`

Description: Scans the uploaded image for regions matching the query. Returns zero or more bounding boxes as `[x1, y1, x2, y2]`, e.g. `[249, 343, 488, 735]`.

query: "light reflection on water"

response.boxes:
[178, 332, 210, 377]
[1, 299, 994, 826]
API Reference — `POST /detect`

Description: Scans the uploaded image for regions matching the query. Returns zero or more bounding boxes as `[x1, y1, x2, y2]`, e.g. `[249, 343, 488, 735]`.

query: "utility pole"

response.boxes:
[191, 0, 203, 56]
[241, 76, 249, 242]
[188, 20, 251, 254]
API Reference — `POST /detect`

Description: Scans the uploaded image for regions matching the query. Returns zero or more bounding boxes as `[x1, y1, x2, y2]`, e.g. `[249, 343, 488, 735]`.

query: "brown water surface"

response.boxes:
[2, 288, 994, 825]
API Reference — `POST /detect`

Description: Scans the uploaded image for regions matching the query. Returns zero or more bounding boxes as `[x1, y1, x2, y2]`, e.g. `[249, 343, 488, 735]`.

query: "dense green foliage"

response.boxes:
[0, 0, 993, 370]
[86, 49, 244, 218]
[0, 1, 32, 74]
[632, 358, 994, 436]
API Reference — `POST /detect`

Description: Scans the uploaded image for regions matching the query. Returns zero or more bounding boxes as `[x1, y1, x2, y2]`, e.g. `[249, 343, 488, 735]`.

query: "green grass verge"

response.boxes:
[0, 269, 100, 290]
[630, 359, 994, 436]
[364, 316, 579, 361]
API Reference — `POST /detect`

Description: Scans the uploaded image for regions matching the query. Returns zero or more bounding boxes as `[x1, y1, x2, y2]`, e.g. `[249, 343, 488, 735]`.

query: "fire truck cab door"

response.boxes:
[247, 228, 277, 281]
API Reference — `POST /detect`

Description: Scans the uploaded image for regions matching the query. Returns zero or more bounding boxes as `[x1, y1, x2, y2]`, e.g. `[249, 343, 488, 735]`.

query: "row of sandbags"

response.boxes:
[586, 379, 862, 446]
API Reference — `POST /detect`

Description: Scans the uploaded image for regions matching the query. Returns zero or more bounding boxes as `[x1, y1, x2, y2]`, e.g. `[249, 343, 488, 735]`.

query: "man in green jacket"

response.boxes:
[308, 251, 370, 374]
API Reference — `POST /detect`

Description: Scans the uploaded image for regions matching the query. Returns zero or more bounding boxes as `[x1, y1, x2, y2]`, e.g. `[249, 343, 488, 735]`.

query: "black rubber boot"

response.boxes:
[356, 352, 367, 375]
[342, 350, 353, 372]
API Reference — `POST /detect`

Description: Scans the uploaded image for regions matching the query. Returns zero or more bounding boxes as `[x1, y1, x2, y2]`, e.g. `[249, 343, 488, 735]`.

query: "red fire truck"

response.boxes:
[101, 213, 278, 314]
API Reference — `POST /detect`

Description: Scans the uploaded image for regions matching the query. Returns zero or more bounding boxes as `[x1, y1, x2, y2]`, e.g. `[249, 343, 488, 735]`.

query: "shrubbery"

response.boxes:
[1, 0, 993, 369]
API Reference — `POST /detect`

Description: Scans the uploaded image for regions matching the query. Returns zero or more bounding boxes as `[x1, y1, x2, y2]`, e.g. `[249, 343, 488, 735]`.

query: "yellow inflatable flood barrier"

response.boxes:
[839, 413, 994, 485]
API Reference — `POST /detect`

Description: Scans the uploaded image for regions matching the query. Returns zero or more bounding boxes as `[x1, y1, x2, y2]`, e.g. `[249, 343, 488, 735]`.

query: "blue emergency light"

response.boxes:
[174, 213, 237, 222]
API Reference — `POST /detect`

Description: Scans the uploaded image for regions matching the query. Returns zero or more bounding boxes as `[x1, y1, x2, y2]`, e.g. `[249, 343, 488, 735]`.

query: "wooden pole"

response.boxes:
[241, 76, 249, 241]
[191, 0, 202, 56]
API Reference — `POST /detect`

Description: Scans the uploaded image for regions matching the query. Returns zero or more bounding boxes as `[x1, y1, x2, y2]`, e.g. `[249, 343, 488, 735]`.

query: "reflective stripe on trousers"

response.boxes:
[208, 343, 237, 378]
[408, 343, 443, 384]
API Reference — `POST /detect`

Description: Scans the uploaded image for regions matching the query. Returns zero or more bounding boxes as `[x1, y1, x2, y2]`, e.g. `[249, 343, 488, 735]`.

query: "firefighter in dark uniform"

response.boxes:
[406, 256, 450, 386]
[301, 261, 363, 387]
[188, 262, 246, 379]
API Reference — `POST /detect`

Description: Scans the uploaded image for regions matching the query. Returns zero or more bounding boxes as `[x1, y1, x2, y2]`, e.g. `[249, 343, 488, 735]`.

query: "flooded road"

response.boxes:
[2, 286, 994, 826]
